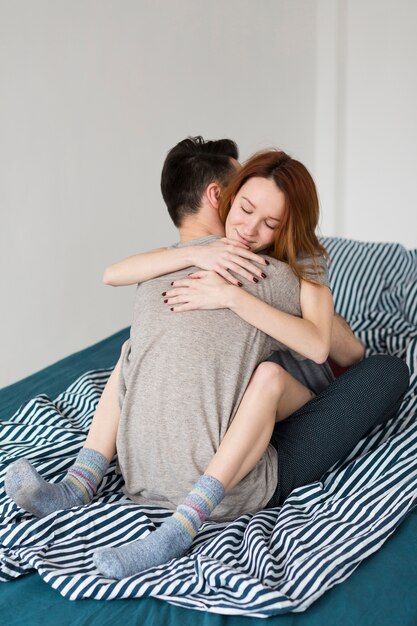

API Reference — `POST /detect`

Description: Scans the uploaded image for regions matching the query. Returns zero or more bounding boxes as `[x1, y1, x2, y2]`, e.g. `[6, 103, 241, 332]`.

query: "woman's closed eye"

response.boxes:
[241, 205, 276, 230]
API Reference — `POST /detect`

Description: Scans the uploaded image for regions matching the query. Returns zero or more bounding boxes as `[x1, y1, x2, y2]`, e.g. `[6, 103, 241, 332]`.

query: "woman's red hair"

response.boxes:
[219, 150, 329, 284]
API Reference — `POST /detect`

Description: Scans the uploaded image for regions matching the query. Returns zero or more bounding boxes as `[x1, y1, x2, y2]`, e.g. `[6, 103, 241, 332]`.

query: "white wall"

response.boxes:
[1, 1, 416, 388]
[0, 0, 317, 387]
[343, 0, 417, 247]
[314, 0, 417, 247]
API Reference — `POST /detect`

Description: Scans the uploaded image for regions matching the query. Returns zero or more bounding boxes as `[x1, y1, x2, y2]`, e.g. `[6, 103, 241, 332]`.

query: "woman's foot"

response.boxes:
[5, 448, 109, 517]
[94, 474, 225, 578]
[94, 515, 193, 578]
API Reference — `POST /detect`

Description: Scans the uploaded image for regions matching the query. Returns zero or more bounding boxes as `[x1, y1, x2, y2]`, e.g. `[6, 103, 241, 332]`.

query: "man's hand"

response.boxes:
[162, 270, 237, 312]
[329, 314, 365, 367]
[189, 238, 269, 286]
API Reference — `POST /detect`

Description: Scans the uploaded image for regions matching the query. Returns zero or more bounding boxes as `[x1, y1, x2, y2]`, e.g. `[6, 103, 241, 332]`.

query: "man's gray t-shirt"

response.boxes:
[116, 235, 332, 522]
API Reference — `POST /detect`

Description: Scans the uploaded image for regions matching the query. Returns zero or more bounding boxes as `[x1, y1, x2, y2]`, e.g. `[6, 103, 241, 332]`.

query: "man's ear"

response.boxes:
[206, 183, 222, 209]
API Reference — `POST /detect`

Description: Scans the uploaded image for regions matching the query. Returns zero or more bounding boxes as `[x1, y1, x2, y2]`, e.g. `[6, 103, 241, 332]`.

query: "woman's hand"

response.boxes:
[189, 238, 269, 286]
[162, 270, 237, 312]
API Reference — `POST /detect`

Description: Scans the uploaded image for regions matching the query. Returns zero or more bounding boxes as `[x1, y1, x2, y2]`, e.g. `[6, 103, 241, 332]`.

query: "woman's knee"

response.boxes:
[251, 361, 288, 392]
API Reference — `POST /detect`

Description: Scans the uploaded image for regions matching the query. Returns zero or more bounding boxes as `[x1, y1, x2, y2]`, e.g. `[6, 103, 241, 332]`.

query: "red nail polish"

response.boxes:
[261, 272, 267, 278]
[171, 282, 174, 286]
[170, 307, 174, 311]
[164, 299, 168, 303]
[253, 277, 259, 283]
[265, 259, 270, 265]
[237, 281, 243, 287]
[162, 292, 166, 296]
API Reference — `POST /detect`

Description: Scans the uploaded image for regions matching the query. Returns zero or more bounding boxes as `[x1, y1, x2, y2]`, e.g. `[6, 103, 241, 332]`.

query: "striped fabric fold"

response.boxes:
[0, 237, 416, 616]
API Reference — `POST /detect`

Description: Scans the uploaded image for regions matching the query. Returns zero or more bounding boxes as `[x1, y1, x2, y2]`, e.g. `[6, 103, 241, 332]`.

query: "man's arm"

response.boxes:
[328, 314, 365, 367]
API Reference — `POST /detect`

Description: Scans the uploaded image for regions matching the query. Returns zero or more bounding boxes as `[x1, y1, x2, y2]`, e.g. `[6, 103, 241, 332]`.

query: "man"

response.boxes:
[6, 137, 408, 580]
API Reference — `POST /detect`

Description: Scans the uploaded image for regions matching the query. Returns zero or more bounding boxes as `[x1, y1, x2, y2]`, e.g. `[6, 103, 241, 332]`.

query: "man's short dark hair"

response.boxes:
[160, 136, 239, 227]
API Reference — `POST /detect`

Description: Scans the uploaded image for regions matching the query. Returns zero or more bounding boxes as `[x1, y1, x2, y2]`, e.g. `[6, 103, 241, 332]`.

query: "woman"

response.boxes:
[6, 150, 409, 580]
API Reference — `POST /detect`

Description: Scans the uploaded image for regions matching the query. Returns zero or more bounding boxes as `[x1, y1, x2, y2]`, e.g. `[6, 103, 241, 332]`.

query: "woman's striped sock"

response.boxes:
[94, 474, 225, 579]
[5, 447, 109, 517]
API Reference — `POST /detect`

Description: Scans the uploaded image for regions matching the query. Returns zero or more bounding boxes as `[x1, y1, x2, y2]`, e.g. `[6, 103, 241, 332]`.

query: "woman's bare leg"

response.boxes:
[83, 340, 128, 461]
[204, 361, 315, 492]
[93, 360, 317, 579]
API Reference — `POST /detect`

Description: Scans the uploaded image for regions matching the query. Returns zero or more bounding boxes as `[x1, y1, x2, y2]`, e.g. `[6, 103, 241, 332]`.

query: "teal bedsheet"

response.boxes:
[1, 328, 417, 625]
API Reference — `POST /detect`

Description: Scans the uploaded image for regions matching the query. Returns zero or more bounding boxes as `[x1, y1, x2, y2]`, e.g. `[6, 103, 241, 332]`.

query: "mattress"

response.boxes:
[1, 236, 417, 625]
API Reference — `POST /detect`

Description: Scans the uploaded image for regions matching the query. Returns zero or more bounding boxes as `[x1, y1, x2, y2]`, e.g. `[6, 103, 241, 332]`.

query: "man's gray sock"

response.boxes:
[93, 474, 225, 579]
[4, 447, 109, 517]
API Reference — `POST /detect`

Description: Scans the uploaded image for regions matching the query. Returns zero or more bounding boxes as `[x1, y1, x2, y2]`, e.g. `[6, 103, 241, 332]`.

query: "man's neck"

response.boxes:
[178, 219, 224, 243]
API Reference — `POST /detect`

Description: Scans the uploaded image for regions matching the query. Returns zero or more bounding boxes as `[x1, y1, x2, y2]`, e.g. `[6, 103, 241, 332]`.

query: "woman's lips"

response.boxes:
[236, 230, 254, 246]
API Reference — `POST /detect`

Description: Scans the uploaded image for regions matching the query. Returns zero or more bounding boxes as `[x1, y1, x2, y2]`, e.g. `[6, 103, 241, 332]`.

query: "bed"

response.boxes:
[1, 236, 417, 626]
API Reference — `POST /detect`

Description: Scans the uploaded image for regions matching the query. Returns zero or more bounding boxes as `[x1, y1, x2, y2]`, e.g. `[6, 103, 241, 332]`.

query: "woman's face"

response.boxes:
[225, 176, 286, 252]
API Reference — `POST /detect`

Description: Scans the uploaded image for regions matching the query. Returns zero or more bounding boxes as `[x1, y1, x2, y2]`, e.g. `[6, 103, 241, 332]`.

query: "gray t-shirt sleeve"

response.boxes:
[297, 254, 331, 290]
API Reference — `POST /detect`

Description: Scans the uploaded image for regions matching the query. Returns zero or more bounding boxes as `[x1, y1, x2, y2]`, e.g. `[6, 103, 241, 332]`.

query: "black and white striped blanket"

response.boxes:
[1, 237, 416, 617]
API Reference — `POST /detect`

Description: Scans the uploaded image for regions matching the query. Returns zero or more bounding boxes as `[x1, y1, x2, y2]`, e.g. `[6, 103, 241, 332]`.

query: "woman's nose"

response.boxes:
[243, 219, 258, 236]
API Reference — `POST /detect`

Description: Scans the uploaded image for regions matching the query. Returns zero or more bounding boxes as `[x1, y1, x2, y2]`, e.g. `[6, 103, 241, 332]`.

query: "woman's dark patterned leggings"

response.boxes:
[266, 355, 410, 507]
